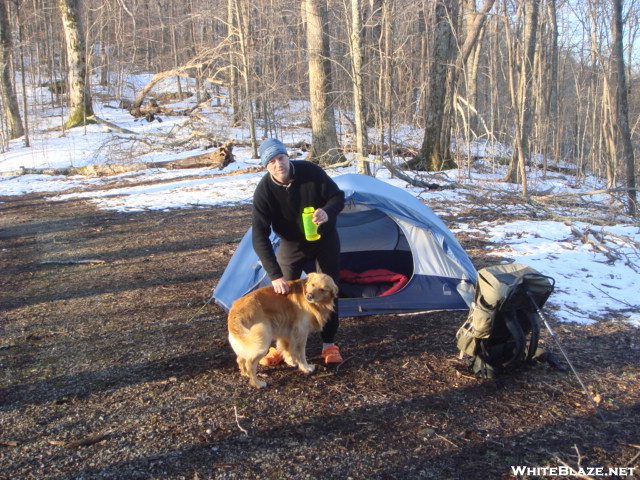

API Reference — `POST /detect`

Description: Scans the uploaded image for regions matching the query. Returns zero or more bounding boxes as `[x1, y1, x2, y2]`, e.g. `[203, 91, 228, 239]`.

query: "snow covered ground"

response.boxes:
[1, 76, 639, 327]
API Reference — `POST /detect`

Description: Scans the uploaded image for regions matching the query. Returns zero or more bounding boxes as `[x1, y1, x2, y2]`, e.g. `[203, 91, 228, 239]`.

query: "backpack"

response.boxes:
[456, 264, 555, 379]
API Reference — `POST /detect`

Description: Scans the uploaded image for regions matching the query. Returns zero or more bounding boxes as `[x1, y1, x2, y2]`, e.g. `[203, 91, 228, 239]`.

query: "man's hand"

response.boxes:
[272, 277, 289, 295]
[313, 208, 329, 225]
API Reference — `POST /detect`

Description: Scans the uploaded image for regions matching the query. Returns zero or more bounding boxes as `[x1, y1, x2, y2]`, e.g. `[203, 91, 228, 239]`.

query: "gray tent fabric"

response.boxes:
[212, 173, 477, 317]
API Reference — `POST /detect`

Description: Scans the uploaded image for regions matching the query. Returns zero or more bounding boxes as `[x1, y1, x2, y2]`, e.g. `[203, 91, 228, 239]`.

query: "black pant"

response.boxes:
[277, 231, 340, 344]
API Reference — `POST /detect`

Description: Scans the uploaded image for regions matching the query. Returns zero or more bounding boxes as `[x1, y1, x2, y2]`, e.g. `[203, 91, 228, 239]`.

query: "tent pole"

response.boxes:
[525, 289, 606, 423]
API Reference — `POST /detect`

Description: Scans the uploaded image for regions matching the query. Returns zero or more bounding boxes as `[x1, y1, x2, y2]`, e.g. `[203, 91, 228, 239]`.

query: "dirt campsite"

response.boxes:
[1, 180, 639, 479]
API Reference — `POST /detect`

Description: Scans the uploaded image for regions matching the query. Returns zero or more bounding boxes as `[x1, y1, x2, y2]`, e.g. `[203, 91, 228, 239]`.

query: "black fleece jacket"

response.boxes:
[252, 160, 345, 280]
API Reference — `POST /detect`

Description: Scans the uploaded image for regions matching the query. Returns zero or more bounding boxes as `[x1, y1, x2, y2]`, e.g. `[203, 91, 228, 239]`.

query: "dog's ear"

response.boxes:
[303, 273, 313, 287]
[330, 278, 339, 298]
[302, 273, 315, 294]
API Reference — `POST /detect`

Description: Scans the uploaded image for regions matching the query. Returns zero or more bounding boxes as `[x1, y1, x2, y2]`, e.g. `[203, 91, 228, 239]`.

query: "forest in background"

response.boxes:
[0, 0, 638, 214]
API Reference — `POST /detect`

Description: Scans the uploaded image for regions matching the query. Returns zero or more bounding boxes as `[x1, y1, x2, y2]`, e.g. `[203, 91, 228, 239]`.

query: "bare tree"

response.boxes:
[543, 0, 559, 167]
[59, 0, 94, 129]
[458, 0, 496, 135]
[503, 0, 539, 196]
[227, 0, 241, 127]
[610, 0, 637, 216]
[349, 0, 370, 175]
[452, 0, 495, 176]
[410, 0, 458, 171]
[0, 0, 24, 139]
[460, 0, 482, 139]
[304, 0, 344, 164]
[232, 0, 258, 158]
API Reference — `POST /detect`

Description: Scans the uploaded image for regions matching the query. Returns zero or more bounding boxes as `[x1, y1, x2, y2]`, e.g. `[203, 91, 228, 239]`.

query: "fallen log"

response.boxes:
[155, 142, 234, 170]
[384, 161, 445, 190]
[88, 115, 136, 134]
[0, 143, 235, 178]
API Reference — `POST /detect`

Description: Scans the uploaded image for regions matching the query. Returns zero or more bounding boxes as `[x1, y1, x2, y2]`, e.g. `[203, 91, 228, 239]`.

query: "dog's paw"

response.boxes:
[300, 364, 315, 374]
[251, 379, 267, 388]
[284, 357, 297, 367]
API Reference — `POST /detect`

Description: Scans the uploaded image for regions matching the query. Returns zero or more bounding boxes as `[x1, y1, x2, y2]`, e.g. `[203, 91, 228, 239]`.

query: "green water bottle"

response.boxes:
[302, 207, 321, 241]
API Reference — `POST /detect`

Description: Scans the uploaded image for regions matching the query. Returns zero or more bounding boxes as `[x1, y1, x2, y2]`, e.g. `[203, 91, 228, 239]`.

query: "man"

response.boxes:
[252, 138, 345, 365]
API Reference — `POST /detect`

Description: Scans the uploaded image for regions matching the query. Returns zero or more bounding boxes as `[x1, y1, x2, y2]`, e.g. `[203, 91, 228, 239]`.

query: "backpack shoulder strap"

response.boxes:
[503, 310, 526, 366]
[523, 309, 540, 362]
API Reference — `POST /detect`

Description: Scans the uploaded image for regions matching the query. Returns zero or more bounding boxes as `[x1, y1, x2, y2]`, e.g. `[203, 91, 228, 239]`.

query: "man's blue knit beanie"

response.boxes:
[258, 138, 288, 167]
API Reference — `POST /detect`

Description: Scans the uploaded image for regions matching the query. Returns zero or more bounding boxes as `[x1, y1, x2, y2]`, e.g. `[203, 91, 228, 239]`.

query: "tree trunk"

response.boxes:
[59, 0, 94, 129]
[170, 0, 183, 101]
[228, 0, 241, 127]
[233, 0, 258, 159]
[0, 0, 25, 139]
[461, 0, 494, 138]
[18, 20, 30, 147]
[455, 0, 495, 69]
[586, 0, 616, 187]
[503, 0, 539, 197]
[410, 0, 457, 171]
[382, 0, 393, 164]
[547, 0, 560, 165]
[611, 0, 637, 216]
[450, 0, 494, 159]
[350, 0, 370, 175]
[304, 0, 344, 164]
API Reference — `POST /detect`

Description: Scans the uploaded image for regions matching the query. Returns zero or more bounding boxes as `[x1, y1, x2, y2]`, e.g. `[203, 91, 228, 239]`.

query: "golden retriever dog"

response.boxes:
[228, 272, 338, 388]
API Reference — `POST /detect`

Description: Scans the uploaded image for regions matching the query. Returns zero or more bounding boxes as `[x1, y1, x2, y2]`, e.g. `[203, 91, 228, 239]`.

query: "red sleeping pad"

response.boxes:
[339, 268, 409, 297]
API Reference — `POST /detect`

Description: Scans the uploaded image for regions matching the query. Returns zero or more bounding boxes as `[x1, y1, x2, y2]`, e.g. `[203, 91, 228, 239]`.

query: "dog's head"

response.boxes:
[304, 272, 338, 304]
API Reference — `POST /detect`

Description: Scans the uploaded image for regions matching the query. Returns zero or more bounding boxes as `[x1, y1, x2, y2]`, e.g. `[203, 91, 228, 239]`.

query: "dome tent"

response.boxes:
[212, 173, 477, 317]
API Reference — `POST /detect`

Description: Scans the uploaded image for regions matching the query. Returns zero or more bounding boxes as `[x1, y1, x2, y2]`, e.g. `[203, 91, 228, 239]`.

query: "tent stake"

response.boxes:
[525, 289, 606, 423]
